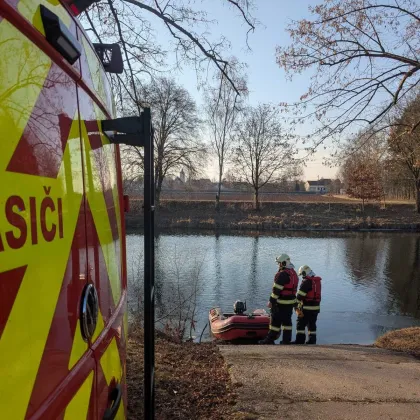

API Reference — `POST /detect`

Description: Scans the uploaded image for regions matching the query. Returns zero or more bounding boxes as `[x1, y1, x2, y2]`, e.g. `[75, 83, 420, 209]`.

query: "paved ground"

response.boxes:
[219, 344, 420, 420]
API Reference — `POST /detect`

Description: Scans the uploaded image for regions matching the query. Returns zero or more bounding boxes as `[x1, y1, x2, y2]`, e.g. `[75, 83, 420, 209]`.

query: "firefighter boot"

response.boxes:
[306, 333, 316, 345]
[258, 330, 277, 345]
[293, 332, 306, 344]
[280, 329, 292, 344]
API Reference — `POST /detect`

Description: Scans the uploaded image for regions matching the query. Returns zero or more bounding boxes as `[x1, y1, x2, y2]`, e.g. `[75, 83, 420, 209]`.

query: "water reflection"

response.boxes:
[386, 235, 420, 317]
[247, 236, 259, 300]
[214, 233, 223, 304]
[126, 231, 420, 344]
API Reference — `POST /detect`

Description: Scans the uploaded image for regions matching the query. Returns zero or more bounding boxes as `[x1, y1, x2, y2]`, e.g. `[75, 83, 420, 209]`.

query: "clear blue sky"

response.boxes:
[152, 0, 338, 181]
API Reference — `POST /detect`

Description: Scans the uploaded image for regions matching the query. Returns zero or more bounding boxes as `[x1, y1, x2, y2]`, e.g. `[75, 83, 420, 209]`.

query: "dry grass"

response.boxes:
[126, 199, 420, 231]
[127, 329, 235, 419]
[375, 327, 420, 356]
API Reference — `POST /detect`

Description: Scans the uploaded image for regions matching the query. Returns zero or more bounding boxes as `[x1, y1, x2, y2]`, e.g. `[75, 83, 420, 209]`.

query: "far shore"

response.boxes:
[125, 199, 420, 232]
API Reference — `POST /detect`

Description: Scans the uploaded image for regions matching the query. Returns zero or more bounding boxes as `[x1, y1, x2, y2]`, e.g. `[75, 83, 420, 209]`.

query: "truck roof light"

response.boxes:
[40, 5, 82, 65]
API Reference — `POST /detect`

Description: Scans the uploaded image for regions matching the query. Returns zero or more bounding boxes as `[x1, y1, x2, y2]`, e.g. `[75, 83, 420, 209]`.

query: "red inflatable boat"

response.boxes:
[209, 306, 270, 341]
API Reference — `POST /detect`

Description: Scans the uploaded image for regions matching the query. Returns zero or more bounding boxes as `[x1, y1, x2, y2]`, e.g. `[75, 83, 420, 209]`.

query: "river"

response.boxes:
[126, 231, 420, 344]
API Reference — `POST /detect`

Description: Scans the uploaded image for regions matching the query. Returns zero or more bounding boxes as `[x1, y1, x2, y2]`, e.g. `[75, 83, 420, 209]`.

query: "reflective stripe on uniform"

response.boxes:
[297, 290, 307, 296]
[303, 305, 320, 310]
[271, 293, 279, 299]
[277, 298, 297, 304]
[269, 325, 281, 332]
[282, 326, 292, 331]
[308, 331, 316, 335]
[273, 283, 284, 290]
[296, 330, 306, 334]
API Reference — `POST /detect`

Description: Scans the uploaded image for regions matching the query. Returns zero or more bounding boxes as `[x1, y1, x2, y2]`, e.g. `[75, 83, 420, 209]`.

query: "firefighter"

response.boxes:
[259, 254, 299, 345]
[294, 265, 322, 345]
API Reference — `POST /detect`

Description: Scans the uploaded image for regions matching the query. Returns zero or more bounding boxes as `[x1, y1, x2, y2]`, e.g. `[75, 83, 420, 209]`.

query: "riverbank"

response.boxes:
[126, 200, 420, 231]
[126, 328, 420, 419]
[127, 329, 235, 419]
[220, 344, 420, 420]
[376, 327, 420, 357]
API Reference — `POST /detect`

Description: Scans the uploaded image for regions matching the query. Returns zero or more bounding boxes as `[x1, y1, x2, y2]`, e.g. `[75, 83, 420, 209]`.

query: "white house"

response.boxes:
[305, 179, 332, 193]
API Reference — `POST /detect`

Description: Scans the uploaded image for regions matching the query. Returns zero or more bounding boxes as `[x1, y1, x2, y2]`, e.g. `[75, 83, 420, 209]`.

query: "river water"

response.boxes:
[126, 231, 420, 344]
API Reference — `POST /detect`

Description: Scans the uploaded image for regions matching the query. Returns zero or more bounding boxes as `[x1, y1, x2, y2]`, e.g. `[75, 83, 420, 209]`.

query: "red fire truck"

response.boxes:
[0, 0, 129, 418]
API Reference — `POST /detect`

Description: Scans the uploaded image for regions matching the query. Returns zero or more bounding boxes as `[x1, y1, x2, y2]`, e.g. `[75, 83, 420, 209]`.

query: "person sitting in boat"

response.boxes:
[259, 253, 299, 345]
[294, 265, 322, 345]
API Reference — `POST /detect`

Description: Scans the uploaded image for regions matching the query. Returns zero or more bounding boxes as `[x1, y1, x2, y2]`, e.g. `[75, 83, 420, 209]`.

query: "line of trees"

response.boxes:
[339, 93, 420, 211]
[82, 0, 420, 212]
[275, 0, 420, 212]
[121, 75, 300, 211]
[80, 0, 302, 211]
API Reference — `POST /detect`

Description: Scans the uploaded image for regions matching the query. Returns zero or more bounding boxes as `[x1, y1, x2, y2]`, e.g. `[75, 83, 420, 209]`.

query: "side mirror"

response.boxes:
[93, 43, 124, 74]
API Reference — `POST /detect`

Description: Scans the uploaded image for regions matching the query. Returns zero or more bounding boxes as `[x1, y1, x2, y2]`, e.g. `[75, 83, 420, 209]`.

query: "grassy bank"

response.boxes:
[127, 329, 235, 419]
[126, 200, 420, 231]
[375, 328, 420, 357]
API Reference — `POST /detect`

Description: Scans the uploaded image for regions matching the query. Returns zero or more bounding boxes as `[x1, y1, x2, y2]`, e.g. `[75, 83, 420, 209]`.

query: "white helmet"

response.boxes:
[275, 253, 290, 267]
[298, 265, 313, 277]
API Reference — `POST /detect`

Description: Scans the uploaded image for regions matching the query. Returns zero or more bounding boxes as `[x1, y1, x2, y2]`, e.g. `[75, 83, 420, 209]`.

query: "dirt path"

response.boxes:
[220, 344, 420, 420]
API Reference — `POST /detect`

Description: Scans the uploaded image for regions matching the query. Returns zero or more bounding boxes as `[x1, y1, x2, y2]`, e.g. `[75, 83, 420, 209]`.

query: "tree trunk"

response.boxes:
[155, 188, 161, 210]
[416, 179, 420, 214]
[254, 188, 260, 211]
[216, 174, 222, 211]
[155, 177, 163, 210]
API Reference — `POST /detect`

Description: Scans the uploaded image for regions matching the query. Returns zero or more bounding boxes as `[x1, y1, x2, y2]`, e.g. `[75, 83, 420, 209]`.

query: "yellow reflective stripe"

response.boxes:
[308, 331, 316, 335]
[303, 306, 320, 310]
[271, 293, 279, 299]
[296, 330, 306, 334]
[92, 309, 106, 343]
[81, 117, 121, 305]
[19, 0, 72, 34]
[273, 283, 284, 290]
[282, 326, 292, 331]
[64, 372, 94, 420]
[68, 322, 89, 370]
[277, 299, 297, 304]
[269, 325, 281, 332]
[101, 338, 123, 386]
[297, 290, 307, 296]
[81, 36, 108, 108]
[0, 30, 83, 418]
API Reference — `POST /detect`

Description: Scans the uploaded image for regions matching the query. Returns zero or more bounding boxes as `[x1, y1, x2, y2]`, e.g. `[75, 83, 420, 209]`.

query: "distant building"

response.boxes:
[179, 168, 186, 183]
[305, 179, 332, 193]
[188, 178, 214, 190]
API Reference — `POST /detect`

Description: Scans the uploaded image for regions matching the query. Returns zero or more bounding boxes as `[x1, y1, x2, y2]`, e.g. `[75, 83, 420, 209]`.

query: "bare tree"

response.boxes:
[204, 65, 247, 210]
[155, 251, 205, 342]
[232, 104, 298, 210]
[81, 0, 257, 114]
[276, 0, 420, 152]
[122, 77, 205, 206]
[388, 94, 420, 211]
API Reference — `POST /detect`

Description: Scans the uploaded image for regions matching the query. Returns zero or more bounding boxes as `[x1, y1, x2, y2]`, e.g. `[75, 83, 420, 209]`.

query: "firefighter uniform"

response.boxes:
[295, 267, 322, 345]
[259, 255, 299, 344]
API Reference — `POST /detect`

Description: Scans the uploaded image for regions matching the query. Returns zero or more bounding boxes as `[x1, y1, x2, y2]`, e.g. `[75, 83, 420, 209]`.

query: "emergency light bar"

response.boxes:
[68, 0, 100, 16]
[40, 5, 82, 65]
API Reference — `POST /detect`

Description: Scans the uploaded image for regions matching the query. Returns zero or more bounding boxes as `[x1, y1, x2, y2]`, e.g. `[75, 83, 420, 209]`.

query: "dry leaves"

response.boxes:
[127, 329, 236, 419]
